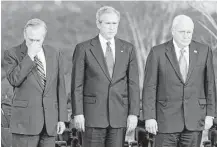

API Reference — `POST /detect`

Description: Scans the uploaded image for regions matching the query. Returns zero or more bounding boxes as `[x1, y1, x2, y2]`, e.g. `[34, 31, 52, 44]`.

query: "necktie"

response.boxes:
[34, 56, 46, 87]
[179, 49, 188, 82]
[105, 41, 114, 78]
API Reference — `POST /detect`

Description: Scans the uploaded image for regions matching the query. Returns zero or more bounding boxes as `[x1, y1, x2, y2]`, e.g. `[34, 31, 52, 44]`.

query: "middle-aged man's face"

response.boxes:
[97, 12, 119, 40]
[172, 21, 194, 48]
[24, 26, 46, 48]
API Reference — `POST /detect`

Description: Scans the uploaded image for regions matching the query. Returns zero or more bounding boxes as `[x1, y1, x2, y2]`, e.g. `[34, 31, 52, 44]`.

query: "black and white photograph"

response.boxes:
[1, 1, 217, 147]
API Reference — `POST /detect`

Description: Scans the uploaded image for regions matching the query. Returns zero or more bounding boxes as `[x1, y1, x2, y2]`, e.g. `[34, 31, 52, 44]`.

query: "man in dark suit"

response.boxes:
[142, 15, 216, 147]
[4, 18, 68, 147]
[71, 6, 140, 147]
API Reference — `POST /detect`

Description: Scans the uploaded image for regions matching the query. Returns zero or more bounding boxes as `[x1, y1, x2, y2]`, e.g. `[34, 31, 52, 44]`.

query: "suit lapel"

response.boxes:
[43, 45, 53, 93]
[90, 36, 111, 81]
[111, 38, 124, 82]
[165, 40, 184, 83]
[19, 41, 44, 92]
[185, 41, 198, 84]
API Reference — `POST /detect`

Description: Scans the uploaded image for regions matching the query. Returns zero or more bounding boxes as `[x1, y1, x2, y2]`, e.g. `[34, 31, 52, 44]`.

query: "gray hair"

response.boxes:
[172, 15, 194, 30]
[96, 6, 120, 23]
[24, 18, 47, 36]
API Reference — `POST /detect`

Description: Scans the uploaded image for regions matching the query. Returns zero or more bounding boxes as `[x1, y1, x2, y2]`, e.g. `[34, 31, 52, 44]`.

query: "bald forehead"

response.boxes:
[172, 15, 194, 29]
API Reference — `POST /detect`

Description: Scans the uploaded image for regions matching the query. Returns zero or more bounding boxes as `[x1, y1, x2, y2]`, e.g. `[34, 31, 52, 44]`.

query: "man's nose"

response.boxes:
[109, 24, 115, 29]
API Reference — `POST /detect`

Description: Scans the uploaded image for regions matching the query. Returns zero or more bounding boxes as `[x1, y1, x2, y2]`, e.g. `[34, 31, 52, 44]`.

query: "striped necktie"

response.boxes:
[179, 49, 188, 82]
[105, 41, 114, 78]
[34, 56, 46, 87]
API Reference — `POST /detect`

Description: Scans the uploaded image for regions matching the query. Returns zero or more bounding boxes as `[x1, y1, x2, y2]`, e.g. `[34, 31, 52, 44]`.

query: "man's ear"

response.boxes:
[171, 28, 175, 36]
[24, 31, 27, 40]
[96, 20, 101, 30]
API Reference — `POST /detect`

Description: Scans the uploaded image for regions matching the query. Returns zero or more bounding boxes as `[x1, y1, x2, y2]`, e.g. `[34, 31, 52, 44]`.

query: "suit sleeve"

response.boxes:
[57, 50, 68, 122]
[128, 45, 140, 116]
[205, 47, 216, 117]
[142, 48, 158, 120]
[71, 44, 85, 116]
[4, 49, 36, 87]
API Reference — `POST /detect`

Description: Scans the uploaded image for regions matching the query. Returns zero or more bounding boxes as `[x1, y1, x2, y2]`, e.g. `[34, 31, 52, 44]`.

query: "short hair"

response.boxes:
[96, 6, 120, 23]
[172, 15, 194, 30]
[24, 18, 47, 36]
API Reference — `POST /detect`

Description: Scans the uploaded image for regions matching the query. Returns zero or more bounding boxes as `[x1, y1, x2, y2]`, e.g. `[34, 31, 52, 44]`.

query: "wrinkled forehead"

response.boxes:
[25, 26, 46, 36]
[100, 12, 119, 20]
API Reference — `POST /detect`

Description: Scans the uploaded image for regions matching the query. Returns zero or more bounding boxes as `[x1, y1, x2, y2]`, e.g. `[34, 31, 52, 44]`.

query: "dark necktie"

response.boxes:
[179, 49, 188, 82]
[34, 56, 46, 87]
[105, 41, 114, 78]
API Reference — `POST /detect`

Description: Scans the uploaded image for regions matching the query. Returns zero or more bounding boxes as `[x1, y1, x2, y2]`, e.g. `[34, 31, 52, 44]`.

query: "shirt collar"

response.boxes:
[99, 34, 115, 46]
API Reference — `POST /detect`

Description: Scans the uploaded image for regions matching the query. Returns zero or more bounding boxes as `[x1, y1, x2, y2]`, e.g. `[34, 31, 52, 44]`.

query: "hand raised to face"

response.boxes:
[25, 26, 45, 60]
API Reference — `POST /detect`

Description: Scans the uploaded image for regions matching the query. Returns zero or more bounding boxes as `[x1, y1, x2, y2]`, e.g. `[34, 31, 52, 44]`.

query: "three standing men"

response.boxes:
[143, 15, 216, 147]
[3, 6, 216, 147]
[4, 19, 68, 147]
[71, 6, 140, 147]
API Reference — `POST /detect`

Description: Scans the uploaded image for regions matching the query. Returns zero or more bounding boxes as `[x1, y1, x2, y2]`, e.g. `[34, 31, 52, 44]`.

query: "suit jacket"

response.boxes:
[71, 35, 140, 128]
[142, 40, 216, 133]
[4, 41, 68, 136]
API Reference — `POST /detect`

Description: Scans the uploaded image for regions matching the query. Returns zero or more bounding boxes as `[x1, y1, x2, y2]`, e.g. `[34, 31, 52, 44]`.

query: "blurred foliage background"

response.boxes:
[1, 1, 217, 145]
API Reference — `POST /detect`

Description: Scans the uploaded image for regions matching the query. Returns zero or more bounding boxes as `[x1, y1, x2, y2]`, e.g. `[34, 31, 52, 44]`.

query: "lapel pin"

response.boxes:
[194, 50, 197, 53]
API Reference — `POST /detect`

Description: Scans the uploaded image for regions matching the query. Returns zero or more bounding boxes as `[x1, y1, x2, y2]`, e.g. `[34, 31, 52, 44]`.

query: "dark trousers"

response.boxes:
[12, 126, 55, 147]
[83, 126, 126, 147]
[155, 129, 202, 147]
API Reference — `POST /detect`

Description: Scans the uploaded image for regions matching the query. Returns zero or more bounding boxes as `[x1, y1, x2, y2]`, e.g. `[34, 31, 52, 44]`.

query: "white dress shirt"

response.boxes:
[99, 34, 115, 62]
[35, 48, 46, 76]
[173, 39, 189, 68]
